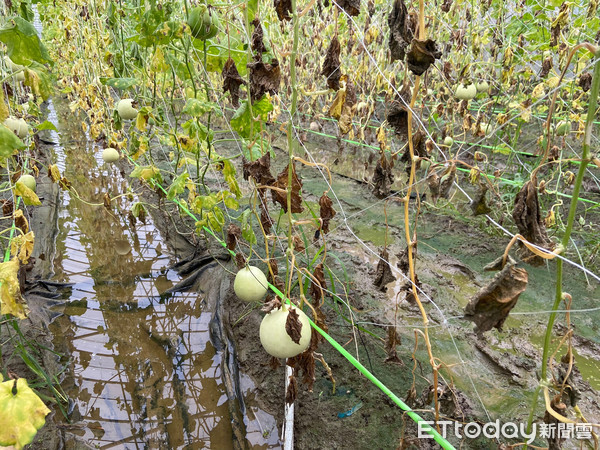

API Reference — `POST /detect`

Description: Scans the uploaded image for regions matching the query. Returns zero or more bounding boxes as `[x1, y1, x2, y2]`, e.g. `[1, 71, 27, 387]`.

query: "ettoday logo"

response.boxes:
[418, 420, 593, 443]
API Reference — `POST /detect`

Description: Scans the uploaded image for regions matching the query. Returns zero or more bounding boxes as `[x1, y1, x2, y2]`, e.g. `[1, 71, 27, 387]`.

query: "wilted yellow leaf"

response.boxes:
[13, 210, 29, 234]
[328, 85, 347, 120]
[14, 182, 41, 206]
[545, 76, 560, 89]
[0, 259, 28, 319]
[0, 378, 50, 449]
[48, 164, 61, 183]
[531, 83, 545, 99]
[135, 111, 147, 132]
[10, 232, 34, 264]
[0, 90, 8, 122]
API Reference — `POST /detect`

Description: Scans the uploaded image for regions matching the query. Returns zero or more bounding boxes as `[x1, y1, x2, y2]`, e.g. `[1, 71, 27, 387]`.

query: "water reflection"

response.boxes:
[47, 107, 237, 448]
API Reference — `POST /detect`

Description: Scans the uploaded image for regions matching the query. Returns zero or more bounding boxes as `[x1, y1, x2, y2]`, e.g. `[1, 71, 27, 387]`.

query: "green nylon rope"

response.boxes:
[146, 178, 456, 449]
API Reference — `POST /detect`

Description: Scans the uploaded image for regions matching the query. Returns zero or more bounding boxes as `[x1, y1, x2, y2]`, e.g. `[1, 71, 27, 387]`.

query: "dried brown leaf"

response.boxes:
[385, 326, 403, 365]
[14, 211, 28, 235]
[262, 297, 282, 315]
[464, 256, 528, 333]
[293, 234, 305, 252]
[242, 153, 276, 185]
[387, 100, 409, 137]
[469, 184, 492, 216]
[396, 244, 415, 275]
[512, 179, 554, 266]
[226, 223, 241, 251]
[335, 0, 360, 16]
[439, 164, 456, 199]
[319, 193, 336, 234]
[235, 252, 246, 270]
[103, 193, 111, 210]
[260, 201, 274, 233]
[288, 350, 316, 391]
[247, 58, 281, 102]
[372, 154, 394, 199]
[269, 356, 281, 370]
[251, 18, 266, 57]
[578, 72, 592, 92]
[373, 248, 396, 290]
[285, 307, 303, 344]
[2, 200, 13, 217]
[388, 0, 415, 62]
[286, 374, 298, 405]
[222, 58, 246, 107]
[322, 36, 341, 90]
[274, 0, 292, 21]
[59, 177, 72, 191]
[406, 38, 442, 76]
[427, 170, 440, 203]
[310, 263, 327, 303]
[539, 57, 553, 78]
[272, 163, 304, 213]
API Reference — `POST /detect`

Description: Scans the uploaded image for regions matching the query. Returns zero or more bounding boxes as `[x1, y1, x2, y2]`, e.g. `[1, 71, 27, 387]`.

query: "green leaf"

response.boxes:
[132, 6, 175, 47]
[0, 377, 50, 449]
[230, 97, 273, 139]
[241, 137, 272, 161]
[0, 17, 53, 65]
[223, 192, 239, 210]
[208, 207, 225, 232]
[19, 2, 34, 21]
[36, 120, 57, 132]
[240, 209, 257, 245]
[0, 125, 25, 158]
[182, 119, 213, 142]
[167, 171, 189, 200]
[23, 62, 53, 100]
[100, 77, 138, 90]
[247, 0, 258, 22]
[183, 98, 216, 117]
[222, 159, 241, 198]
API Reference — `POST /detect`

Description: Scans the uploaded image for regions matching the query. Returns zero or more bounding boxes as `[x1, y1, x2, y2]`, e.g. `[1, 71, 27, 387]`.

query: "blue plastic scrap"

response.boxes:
[337, 402, 363, 418]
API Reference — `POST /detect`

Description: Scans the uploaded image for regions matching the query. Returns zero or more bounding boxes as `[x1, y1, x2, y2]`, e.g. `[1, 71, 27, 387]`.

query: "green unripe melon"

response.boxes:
[259, 306, 312, 358]
[18, 174, 36, 192]
[116, 99, 139, 121]
[102, 147, 120, 163]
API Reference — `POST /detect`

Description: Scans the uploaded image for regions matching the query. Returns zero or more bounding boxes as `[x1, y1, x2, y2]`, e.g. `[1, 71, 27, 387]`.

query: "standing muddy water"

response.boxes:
[40, 97, 278, 448]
